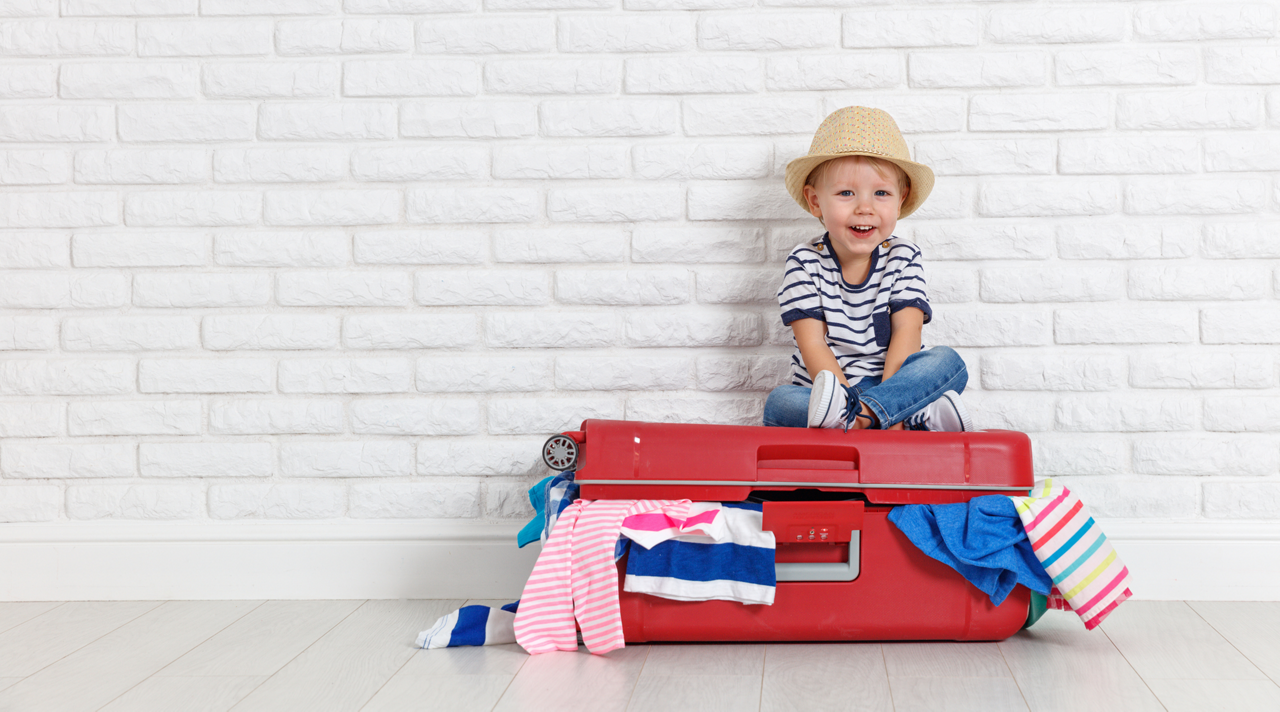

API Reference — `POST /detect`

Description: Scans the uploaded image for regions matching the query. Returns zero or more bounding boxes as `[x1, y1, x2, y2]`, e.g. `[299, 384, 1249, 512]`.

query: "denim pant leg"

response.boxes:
[855, 346, 968, 428]
[763, 384, 811, 428]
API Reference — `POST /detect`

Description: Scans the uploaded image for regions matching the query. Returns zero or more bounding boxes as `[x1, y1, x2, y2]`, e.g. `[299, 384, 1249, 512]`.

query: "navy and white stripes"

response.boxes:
[778, 233, 931, 384]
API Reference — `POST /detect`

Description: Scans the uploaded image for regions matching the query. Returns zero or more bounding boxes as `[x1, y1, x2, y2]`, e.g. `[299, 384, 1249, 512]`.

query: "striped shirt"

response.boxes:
[777, 232, 931, 384]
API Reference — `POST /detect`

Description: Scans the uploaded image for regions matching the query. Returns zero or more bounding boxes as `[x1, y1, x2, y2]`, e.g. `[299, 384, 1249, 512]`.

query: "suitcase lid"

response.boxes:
[570, 419, 1033, 503]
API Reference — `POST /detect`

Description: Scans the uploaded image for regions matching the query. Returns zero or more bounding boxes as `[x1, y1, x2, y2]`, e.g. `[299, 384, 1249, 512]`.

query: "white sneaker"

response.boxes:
[807, 370, 850, 429]
[904, 391, 973, 432]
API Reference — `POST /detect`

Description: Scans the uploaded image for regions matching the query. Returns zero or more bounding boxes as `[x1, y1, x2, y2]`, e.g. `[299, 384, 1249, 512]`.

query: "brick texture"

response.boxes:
[3, 2, 1276, 530]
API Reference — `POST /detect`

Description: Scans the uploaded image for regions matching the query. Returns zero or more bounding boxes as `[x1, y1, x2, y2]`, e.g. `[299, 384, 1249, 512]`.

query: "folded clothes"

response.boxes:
[623, 502, 777, 606]
[888, 495, 1052, 606]
[416, 602, 518, 649]
[1012, 479, 1131, 630]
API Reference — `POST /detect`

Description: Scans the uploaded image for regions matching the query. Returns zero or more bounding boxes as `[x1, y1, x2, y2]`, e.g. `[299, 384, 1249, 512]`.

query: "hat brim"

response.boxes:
[785, 152, 935, 221]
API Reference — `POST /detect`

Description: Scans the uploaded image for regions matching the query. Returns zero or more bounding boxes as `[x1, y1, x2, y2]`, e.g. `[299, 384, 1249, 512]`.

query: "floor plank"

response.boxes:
[0, 602, 62, 635]
[98, 676, 269, 712]
[1188, 601, 1280, 684]
[361, 645, 528, 712]
[158, 599, 363, 677]
[1101, 601, 1267, 680]
[364, 672, 515, 712]
[761, 643, 892, 712]
[641, 644, 765, 676]
[404, 642, 528, 677]
[628, 674, 761, 712]
[0, 678, 21, 693]
[493, 645, 649, 712]
[0, 600, 262, 712]
[999, 613, 1165, 712]
[1145, 678, 1280, 712]
[626, 643, 766, 712]
[882, 642, 1011, 678]
[227, 599, 459, 712]
[0, 601, 162, 678]
[889, 677, 1029, 712]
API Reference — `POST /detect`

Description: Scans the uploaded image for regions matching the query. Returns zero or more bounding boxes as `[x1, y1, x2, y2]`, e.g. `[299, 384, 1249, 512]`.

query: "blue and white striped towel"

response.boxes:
[623, 502, 777, 605]
[416, 602, 518, 649]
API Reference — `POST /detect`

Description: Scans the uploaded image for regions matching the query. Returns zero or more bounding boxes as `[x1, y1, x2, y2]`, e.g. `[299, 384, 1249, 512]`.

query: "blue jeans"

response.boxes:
[762, 346, 968, 429]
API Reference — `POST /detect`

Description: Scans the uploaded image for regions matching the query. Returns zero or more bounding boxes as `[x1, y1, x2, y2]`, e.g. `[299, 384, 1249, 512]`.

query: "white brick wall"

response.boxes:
[0, 1, 1276, 531]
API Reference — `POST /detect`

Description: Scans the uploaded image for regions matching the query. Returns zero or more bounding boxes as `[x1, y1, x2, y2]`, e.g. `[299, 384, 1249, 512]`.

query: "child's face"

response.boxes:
[802, 157, 907, 265]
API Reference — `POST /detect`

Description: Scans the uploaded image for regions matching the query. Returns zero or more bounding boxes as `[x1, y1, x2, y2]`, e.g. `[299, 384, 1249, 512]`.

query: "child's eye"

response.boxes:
[839, 190, 852, 196]
[876, 190, 890, 196]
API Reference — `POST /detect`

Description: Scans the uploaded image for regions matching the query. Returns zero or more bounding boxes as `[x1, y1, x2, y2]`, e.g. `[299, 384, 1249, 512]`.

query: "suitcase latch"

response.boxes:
[761, 501, 863, 544]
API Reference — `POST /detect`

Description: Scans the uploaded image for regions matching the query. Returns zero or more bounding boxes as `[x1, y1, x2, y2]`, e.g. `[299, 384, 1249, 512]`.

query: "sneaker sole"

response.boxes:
[941, 391, 974, 432]
[807, 371, 834, 428]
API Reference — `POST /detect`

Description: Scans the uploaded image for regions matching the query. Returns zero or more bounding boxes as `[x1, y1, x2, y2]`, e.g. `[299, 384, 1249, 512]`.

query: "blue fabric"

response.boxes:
[517, 471, 578, 549]
[417, 602, 518, 649]
[516, 477, 552, 548]
[622, 502, 776, 601]
[450, 605, 489, 647]
[763, 345, 967, 429]
[545, 472, 578, 536]
[626, 541, 775, 587]
[887, 495, 1051, 606]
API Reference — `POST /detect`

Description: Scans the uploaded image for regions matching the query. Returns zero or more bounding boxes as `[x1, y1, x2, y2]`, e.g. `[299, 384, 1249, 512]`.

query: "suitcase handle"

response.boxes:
[763, 501, 863, 582]
[775, 534, 861, 582]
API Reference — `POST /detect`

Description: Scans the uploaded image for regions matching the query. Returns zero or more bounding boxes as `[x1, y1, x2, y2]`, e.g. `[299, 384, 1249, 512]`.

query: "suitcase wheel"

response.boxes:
[542, 434, 578, 471]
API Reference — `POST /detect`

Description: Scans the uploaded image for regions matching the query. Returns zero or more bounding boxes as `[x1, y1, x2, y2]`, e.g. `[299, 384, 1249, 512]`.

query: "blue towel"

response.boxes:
[887, 496, 1051, 606]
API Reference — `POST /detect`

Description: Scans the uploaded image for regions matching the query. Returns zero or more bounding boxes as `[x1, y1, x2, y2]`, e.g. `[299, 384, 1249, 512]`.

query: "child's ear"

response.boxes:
[802, 184, 822, 217]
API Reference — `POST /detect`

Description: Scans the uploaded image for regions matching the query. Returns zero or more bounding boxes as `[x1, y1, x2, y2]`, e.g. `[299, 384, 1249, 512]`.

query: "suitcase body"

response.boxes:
[557, 419, 1035, 642]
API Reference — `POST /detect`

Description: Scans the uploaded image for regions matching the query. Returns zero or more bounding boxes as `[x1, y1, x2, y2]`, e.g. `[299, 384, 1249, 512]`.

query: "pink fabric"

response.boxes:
[619, 502, 723, 550]
[514, 498, 690, 655]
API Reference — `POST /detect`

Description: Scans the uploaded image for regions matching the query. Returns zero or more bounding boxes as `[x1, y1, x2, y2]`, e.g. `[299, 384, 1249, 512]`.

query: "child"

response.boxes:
[763, 106, 972, 432]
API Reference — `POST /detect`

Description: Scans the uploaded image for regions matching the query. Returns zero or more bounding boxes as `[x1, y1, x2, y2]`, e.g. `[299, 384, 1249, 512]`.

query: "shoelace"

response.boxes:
[903, 408, 929, 431]
[841, 385, 874, 433]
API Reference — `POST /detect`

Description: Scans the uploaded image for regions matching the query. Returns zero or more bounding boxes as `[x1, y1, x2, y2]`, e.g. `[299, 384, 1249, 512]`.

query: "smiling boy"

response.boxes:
[763, 106, 972, 433]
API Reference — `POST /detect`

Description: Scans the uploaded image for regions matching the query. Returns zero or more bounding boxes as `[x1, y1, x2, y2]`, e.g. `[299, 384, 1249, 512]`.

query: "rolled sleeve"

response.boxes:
[778, 255, 825, 326]
[887, 248, 931, 324]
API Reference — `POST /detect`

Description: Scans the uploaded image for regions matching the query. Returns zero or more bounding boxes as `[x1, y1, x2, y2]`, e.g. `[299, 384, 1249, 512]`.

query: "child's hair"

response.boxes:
[805, 155, 911, 197]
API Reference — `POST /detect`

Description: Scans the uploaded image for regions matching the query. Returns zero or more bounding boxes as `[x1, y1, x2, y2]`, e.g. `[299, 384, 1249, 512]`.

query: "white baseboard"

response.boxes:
[1100, 520, 1280, 602]
[0, 521, 540, 602]
[0, 519, 1276, 602]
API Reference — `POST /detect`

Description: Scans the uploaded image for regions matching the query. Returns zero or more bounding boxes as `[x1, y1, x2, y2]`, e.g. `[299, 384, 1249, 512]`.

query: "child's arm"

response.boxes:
[882, 307, 925, 381]
[791, 318, 851, 386]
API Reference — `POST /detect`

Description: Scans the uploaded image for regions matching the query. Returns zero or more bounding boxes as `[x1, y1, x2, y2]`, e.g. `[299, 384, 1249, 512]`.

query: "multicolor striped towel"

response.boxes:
[1010, 479, 1132, 630]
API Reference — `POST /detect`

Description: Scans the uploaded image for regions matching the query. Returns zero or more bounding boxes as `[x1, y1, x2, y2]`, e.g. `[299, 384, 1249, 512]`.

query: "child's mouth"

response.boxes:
[850, 226, 875, 236]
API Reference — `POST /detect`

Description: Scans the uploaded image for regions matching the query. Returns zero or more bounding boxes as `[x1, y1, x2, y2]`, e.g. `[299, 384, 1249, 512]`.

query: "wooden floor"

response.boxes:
[0, 600, 1277, 711]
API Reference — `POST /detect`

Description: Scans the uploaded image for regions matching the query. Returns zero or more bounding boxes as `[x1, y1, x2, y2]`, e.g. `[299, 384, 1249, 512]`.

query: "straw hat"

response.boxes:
[785, 106, 935, 220]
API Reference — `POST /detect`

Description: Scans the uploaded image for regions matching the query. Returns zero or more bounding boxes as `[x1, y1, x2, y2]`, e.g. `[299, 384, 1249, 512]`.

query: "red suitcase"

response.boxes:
[542, 419, 1036, 642]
